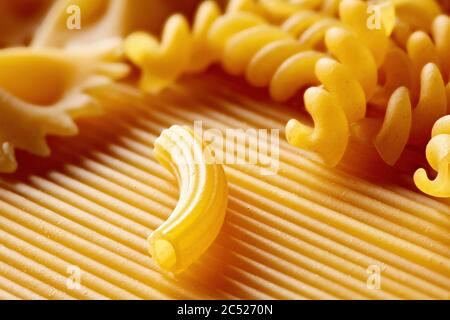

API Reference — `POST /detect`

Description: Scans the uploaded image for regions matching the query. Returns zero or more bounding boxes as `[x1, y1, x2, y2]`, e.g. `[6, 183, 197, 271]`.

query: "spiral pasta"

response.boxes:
[414, 115, 450, 197]
[360, 14, 449, 165]
[285, 0, 392, 165]
[126, 0, 395, 166]
[125, 0, 450, 197]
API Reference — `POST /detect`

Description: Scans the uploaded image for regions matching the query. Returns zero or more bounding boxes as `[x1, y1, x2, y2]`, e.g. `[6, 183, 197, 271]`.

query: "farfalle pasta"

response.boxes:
[0, 42, 129, 173]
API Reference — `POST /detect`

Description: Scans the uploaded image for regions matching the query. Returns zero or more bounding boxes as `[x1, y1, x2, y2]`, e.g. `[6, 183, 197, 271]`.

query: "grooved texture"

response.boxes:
[0, 75, 449, 300]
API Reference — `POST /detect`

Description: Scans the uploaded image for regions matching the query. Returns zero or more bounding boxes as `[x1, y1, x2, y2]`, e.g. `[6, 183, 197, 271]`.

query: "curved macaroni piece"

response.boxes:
[414, 115, 450, 197]
[0, 44, 129, 173]
[151, 125, 228, 274]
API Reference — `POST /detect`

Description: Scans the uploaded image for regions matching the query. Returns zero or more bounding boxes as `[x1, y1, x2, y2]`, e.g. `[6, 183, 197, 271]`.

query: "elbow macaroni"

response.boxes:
[151, 125, 228, 274]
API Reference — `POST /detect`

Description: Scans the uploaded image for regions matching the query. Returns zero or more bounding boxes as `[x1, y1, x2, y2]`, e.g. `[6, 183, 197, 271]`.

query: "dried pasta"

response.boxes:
[151, 125, 228, 274]
[125, 0, 392, 165]
[124, 0, 449, 197]
[357, 14, 449, 165]
[0, 0, 52, 48]
[33, 0, 203, 48]
[414, 116, 450, 197]
[0, 0, 449, 300]
[0, 43, 129, 173]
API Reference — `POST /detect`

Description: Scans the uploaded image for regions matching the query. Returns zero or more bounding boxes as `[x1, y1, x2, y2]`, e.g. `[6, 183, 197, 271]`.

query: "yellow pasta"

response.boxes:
[123, 0, 450, 198]
[392, 0, 441, 31]
[359, 62, 446, 165]
[126, 0, 394, 166]
[0, 0, 52, 48]
[0, 44, 129, 173]
[286, 0, 392, 165]
[33, 0, 203, 48]
[1, 0, 450, 302]
[390, 0, 443, 48]
[151, 125, 228, 274]
[414, 115, 450, 197]
[358, 14, 449, 165]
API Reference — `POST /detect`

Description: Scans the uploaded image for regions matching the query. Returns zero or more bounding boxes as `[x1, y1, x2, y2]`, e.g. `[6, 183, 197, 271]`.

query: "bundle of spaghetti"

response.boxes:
[414, 115, 450, 197]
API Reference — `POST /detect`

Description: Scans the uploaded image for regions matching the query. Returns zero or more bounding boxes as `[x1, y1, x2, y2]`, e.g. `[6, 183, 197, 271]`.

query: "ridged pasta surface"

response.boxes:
[0, 78, 449, 300]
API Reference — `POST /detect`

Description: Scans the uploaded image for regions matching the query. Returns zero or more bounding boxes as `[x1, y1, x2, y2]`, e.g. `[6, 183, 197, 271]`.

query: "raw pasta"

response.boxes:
[125, 0, 392, 166]
[414, 115, 450, 197]
[125, 0, 449, 197]
[0, 43, 129, 173]
[151, 125, 228, 273]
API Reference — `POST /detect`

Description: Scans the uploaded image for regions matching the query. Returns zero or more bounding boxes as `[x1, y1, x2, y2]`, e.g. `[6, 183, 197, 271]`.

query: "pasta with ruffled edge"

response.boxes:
[0, 40, 129, 173]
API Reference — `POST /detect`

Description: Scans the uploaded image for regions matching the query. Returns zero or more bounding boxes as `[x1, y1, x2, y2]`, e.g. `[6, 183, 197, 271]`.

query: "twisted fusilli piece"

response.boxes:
[414, 115, 450, 197]
[125, 0, 450, 197]
[357, 14, 449, 165]
[125, 0, 393, 166]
